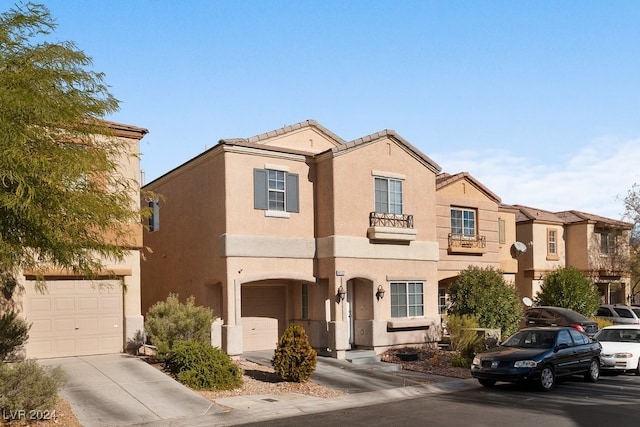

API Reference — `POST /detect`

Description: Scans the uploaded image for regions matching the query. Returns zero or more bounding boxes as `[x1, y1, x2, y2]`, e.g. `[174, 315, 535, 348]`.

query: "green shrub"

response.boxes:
[145, 293, 213, 359]
[0, 360, 66, 413]
[448, 266, 523, 338]
[164, 340, 242, 390]
[0, 310, 30, 361]
[272, 323, 317, 382]
[534, 266, 600, 317]
[446, 314, 482, 361]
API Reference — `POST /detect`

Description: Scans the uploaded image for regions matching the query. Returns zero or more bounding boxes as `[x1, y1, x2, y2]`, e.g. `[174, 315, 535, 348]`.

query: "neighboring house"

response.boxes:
[141, 120, 444, 358]
[435, 173, 519, 314]
[513, 205, 632, 305]
[13, 121, 148, 358]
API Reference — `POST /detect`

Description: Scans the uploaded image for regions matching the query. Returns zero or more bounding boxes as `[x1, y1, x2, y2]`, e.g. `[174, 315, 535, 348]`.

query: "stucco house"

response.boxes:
[435, 172, 519, 314]
[10, 120, 148, 359]
[513, 205, 633, 305]
[141, 120, 451, 358]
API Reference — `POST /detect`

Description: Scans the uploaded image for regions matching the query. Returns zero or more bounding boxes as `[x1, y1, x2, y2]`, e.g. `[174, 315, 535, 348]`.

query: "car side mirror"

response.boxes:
[555, 343, 569, 352]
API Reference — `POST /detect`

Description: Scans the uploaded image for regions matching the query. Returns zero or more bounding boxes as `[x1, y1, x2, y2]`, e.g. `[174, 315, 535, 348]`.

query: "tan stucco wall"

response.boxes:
[436, 179, 501, 281]
[141, 149, 228, 316]
[565, 223, 590, 270]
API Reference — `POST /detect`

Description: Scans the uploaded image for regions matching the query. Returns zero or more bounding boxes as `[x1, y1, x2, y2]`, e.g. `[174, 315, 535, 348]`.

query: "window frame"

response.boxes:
[148, 200, 159, 232]
[390, 281, 424, 318]
[546, 228, 559, 260]
[450, 207, 476, 238]
[253, 168, 299, 214]
[374, 176, 403, 215]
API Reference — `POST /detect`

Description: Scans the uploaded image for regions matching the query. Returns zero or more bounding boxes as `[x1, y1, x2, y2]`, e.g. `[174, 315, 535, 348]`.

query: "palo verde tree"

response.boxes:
[447, 266, 522, 338]
[534, 266, 600, 317]
[0, 2, 142, 296]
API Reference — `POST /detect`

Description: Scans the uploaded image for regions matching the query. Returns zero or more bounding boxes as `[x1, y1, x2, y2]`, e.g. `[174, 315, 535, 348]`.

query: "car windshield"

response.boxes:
[502, 330, 556, 348]
[596, 329, 640, 343]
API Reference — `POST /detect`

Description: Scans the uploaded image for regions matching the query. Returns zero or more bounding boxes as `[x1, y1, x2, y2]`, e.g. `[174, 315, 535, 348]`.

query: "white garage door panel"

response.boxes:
[242, 286, 286, 352]
[23, 280, 123, 358]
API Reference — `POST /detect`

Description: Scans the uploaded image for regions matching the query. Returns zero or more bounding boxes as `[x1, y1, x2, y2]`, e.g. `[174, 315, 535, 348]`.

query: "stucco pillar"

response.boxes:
[223, 324, 243, 356]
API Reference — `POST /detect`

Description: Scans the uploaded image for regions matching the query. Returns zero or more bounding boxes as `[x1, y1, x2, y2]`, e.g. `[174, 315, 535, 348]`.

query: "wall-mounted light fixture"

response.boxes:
[376, 285, 385, 301]
[337, 285, 346, 302]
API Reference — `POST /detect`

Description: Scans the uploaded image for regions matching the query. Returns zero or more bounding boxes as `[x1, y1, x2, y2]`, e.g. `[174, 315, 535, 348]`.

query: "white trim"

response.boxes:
[264, 163, 290, 172]
[371, 170, 406, 180]
[265, 210, 290, 218]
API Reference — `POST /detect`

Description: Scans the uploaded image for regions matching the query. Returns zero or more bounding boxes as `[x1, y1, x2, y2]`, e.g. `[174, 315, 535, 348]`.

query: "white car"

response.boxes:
[594, 325, 640, 375]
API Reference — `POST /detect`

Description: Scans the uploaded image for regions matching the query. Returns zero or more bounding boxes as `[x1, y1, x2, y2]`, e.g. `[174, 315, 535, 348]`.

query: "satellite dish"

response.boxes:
[510, 241, 527, 258]
[522, 297, 533, 307]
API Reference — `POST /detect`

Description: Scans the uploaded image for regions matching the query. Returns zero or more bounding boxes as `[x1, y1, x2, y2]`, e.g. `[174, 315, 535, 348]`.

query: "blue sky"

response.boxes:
[31, 1, 640, 219]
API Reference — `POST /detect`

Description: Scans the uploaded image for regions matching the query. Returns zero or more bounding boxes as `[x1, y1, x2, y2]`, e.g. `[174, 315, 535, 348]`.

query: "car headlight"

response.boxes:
[472, 357, 481, 366]
[514, 360, 537, 368]
[613, 353, 633, 359]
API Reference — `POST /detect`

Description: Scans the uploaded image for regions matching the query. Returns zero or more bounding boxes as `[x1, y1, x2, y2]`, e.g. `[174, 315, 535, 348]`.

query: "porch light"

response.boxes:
[376, 285, 385, 301]
[337, 285, 346, 302]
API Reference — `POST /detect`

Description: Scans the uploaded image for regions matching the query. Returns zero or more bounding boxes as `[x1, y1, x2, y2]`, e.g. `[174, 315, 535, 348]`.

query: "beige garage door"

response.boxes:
[242, 285, 286, 352]
[23, 279, 123, 358]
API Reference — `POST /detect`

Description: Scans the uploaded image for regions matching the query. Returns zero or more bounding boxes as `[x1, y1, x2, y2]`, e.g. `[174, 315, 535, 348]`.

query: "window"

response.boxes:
[556, 329, 572, 347]
[598, 230, 614, 255]
[374, 177, 403, 214]
[547, 228, 558, 258]
[438, 288, 448, 314]
[148, 200, 159, 232]
[450, 208, 476, 237]
[301, 283, 309, 320]
[390, 282, 424, 318]
[253, 168, 299, 213]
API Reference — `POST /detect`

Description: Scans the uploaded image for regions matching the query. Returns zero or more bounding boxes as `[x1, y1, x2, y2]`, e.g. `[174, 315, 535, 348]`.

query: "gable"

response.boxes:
[436, 173, 501, 204]
[246, 120, 345, 154]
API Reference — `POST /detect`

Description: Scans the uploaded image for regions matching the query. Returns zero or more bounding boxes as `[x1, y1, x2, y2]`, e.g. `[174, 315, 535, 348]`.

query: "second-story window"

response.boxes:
[375, 177, 403, 214]
[598, 229, 614, 255]
[148, 200, 159, 232]
[451, 207, 476, 238]
[547, 228, 558, 258]
[254, 168, 299, 213]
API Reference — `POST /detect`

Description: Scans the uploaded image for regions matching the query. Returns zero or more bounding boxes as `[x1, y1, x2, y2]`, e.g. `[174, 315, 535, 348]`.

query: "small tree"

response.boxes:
[447, 266, 522, 338]
[0, 310, 30, 361]
[272, 323, 317, 382]
[534, 266, 600, 317]
[144, 294, 213, 359]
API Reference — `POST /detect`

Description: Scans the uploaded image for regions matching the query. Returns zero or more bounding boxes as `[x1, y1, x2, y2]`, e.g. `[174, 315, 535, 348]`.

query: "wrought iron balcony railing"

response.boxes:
[448, 233, 486, 249]
[369, 212, 414, 229]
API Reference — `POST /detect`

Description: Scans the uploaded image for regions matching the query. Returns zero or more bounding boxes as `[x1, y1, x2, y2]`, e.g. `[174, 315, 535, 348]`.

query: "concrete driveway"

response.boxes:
[40, 354, 224, 427]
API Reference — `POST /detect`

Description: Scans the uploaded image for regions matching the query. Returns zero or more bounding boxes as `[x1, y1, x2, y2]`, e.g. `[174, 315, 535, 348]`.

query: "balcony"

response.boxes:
[448, 233, 487, 254]
[367, 212, 416, 243]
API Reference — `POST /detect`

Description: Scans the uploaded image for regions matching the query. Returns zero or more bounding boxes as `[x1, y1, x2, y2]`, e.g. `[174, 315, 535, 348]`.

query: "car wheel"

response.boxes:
[635, 358, 640, 376]
[584, 358, 600, 383]
[478, 379, 496, 387]
[538, 365, 555, 391]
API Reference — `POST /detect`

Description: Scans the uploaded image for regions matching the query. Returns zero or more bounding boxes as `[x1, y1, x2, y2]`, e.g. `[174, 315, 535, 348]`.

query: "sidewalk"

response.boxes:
[133, 352, 479, 427]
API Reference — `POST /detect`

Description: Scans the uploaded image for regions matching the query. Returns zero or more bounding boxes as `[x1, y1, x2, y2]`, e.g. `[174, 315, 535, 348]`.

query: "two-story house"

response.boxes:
[12, 120, 148, 358]
[435, 173, 519, 314]
[141, 120, 443, 358]
[514, 205, 632, 305]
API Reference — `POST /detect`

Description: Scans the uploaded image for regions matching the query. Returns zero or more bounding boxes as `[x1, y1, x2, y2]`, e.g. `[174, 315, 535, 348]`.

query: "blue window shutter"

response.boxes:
[253, 169, 268, 210]
[286, 173, 299, 213]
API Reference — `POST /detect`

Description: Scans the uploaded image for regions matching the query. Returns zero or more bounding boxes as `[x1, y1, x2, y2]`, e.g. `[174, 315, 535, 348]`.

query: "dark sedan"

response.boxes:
[471, 327, 601, 391]
[521, 306, 599, 337]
